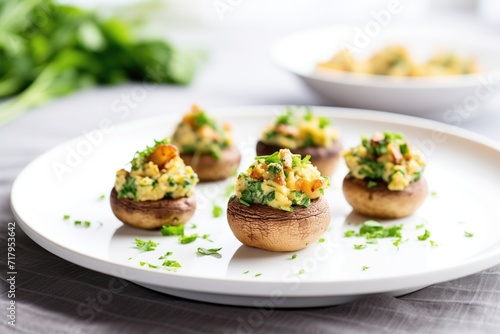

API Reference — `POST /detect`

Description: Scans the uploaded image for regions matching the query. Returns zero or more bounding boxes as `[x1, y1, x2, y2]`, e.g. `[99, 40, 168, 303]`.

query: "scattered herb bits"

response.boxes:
[212, 204, 223, 218]
[354, 244, 367, 250]
[197, 247, 222, 256]
[161, 224, 185, 236]
[418, 230, 431, 241]
[179, 234, 198, 244]
[63, 215, 70, 220]
[362, 266, 370, 271]
[291, 254, 297, 260]
[135, 238, 157, 252]
[464, 231, 474, 238]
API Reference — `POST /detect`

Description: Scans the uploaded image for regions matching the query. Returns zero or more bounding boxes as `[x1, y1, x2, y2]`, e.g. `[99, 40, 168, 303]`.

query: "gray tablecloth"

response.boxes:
[2, 22, 500, 332]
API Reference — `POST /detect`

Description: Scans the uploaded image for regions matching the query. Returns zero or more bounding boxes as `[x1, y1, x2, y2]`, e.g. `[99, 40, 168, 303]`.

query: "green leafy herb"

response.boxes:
[74, 220, 82, 226]
[118, 176, 137, 200]
[98, 194, 105, 200]
[161, 224, 184, 236]
[158, 251, 173, 260]
[179, 234, 198, 244]
[430, 240, 439, 247]
[318, 238, 325, 243]
[362, 266, 370, 271]
[162, 260, 181, 268]
[202, 234, 214, 242]
[197, 247, 222, 255]
[83, 221, 91, 228]
[367, 181, 378, 189]
[431, 191, 438, 197]
[354, 244, 367, 250]
[418, 230, 431, 241]
[464, 231, 474, 238]
[416, 223, 425, 229]
[344, 230, 356, 237]
[134, 238, 157, 252]
[254, 273, 262, 277]
[393, 238, 402, 247]
[239, 198, 251, 206]
[63, 215, 70, 220]
[291, 254, 297, 260]
[243, 270, 249, 274]
[140, 262, 159, 269]
[318, 116, 330, 129]
[212, 204, 223, 218]
[298, 269, 305, 275]
[0, 1, 202, 126]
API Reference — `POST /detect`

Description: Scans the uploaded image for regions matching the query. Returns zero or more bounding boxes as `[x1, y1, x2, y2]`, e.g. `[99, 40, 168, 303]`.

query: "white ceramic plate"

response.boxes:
[271, 26, 500, 119]
[11, 106, 500, 308]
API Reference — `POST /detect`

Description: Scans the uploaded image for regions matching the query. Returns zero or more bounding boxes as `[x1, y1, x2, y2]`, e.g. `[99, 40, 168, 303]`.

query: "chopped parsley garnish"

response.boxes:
[318, 116, 330, 129]
[362, 266, 370, 271]
[179, 234, 198, 244]
[416, 223, 425, 229]
[161, 224, 185, 236]
[98, 194, 105, 200]
[212, 204, 223, 218]
[359, 220, 402, 239]
[239, 198, 250, 206]
[243, 270, 249, 274]
[367, 181, 378, 189]
[318, 238, 325, 243]
[393, 238, 402, 248]
[254, 273, 262, 277]
[117, 176, 137, 200]
[298, 269, 305, 275]
[140, 262, 159, 269]
[191, 223, 197, 229]
[202, 234, 214, 242]
[430, 240, 439, 247]
[464, 231, 474, 238]
[63, 215, 70, 220]
[291, 254, 297, 260]
[344, 230, 356, 237]
[74, 220, 90, 228]
[354, 244, 367, 250]
[162, 260, 182, 268]
[134, 238, 157, 252]
[158, 251, 173, 260]
[197, 247, 222, 256]
[430, 191, 438, 197]
[417, 230, 431, 241]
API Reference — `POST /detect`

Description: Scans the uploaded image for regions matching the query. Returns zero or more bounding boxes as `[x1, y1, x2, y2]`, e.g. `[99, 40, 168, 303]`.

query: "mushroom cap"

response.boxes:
[226, 196, 331, 252]
[110, 188, 196, 229]
[181, 146, 241, 182]
[256, 140, 342, 176]
[342, 175, 428, 219]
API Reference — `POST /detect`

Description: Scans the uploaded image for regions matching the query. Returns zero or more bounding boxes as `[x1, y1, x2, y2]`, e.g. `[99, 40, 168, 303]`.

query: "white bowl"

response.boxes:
[271, 26, 500, 120]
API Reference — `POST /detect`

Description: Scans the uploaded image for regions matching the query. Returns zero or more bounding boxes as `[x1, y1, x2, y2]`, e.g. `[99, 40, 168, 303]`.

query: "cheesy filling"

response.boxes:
[115, 140, 199, 201]
[260, 108, 338, 149]
[172, 105, 233, 160]
[235, 149, 330, 211]
[343, 132, 425, 191]
[318, 45, 479, 76]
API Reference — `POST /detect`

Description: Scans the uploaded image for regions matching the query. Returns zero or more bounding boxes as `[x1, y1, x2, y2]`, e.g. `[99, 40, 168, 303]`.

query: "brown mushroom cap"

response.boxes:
[256, 140, 342, 176]
[181, 146, 241, 182]
[110, 188, 196, 229]
[226, 196, 331, 252]
[342, 175, 428, 219]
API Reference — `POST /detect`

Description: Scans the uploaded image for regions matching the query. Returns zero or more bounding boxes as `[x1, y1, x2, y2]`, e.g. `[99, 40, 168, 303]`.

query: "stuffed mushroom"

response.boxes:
[256, 107, 341, 176]
[342, 131, 427, 219]
[227, 149, 331, 252]
[172, 105, 241, 181]
[110, 139, 199, 229]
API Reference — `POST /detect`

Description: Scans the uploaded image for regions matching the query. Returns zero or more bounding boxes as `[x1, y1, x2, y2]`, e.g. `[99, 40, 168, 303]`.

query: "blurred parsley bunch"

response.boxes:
[0, 0, 202, 125]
